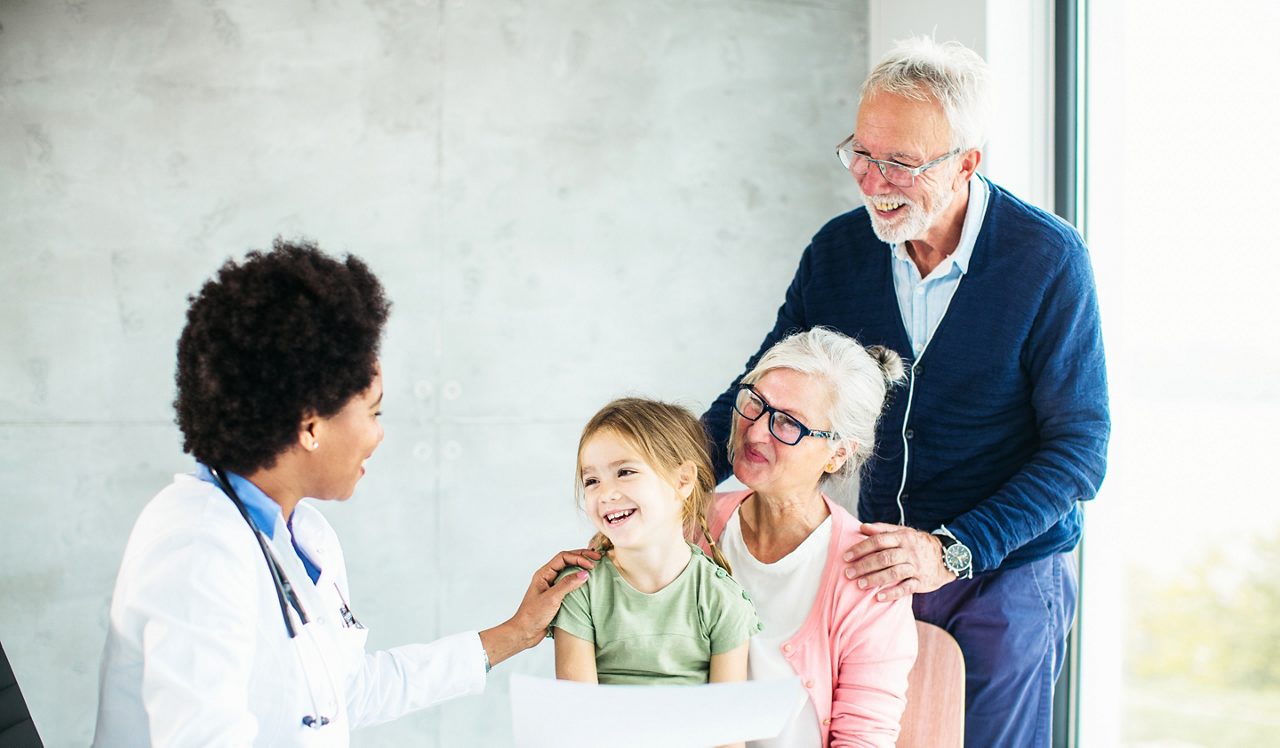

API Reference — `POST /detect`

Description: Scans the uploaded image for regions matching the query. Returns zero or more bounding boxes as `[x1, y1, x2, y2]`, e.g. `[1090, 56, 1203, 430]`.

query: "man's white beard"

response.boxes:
[862, 179, 953, 245]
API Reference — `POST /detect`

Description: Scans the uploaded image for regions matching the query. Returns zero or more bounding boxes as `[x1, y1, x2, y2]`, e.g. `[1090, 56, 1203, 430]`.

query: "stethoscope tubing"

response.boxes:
[210, 467, 309, 636]
[209, 466, 335, 729]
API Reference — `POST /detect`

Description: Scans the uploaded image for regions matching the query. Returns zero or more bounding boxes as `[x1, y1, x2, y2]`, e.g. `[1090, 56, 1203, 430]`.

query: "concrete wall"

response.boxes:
[0, 1, 869, 744]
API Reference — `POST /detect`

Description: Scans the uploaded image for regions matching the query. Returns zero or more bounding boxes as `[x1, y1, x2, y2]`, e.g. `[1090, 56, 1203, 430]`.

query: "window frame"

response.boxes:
[1051, 0, 1088, 746]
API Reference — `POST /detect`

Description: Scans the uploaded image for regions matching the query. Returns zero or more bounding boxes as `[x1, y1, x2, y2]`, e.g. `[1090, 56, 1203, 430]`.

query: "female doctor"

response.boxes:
[93, 240, 597, 746]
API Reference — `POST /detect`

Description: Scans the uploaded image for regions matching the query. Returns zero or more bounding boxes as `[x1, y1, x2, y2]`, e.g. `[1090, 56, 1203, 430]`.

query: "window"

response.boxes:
[1080, 2, 1280, 745]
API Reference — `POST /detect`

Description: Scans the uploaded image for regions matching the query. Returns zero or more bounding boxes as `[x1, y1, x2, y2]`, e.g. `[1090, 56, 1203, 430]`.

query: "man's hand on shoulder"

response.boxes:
[842, 523, 957, 601]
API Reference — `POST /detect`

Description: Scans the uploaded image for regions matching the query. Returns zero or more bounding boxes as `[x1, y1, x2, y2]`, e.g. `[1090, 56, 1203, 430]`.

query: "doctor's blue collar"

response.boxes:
[197, 463, 324, 585]
[196, 463, 282, 540]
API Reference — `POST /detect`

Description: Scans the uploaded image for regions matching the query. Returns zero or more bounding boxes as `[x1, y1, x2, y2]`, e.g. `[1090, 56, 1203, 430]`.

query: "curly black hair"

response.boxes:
[174, 238, 391, 475]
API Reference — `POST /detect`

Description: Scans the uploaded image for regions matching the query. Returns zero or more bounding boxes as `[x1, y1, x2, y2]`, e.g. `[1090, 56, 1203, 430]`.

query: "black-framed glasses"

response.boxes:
[733, 384, 839, 446]
[836, 133, 961, 188]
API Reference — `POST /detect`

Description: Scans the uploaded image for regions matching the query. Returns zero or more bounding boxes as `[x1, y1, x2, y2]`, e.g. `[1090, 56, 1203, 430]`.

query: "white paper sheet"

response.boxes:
[509, 674, 807, 747]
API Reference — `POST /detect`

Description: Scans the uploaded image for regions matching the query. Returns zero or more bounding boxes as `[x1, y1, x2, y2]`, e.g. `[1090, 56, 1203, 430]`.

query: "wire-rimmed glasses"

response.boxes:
[836, 133, 961, 188]
[733, 384, 840, 446]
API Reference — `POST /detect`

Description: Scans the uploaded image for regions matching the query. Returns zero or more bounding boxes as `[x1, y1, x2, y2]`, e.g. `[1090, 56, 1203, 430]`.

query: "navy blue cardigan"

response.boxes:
[704, 179, 1110, 573]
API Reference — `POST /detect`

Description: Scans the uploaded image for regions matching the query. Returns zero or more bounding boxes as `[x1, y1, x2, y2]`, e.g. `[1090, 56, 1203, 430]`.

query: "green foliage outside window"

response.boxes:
[1124, 528, 1280, 745]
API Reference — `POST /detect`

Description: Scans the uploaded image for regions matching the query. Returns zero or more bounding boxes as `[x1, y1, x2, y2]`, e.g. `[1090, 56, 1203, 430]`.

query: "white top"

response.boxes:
[93, 473, 487, 747]
[720, 508, 832, 748]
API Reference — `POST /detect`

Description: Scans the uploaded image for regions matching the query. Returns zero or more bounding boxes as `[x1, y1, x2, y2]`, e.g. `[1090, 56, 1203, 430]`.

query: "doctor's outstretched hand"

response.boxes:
[479, 548, 600, 668]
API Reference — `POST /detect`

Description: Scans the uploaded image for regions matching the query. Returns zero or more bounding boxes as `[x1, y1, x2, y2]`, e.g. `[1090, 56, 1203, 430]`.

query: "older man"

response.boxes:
[703, 38, 1109, 745]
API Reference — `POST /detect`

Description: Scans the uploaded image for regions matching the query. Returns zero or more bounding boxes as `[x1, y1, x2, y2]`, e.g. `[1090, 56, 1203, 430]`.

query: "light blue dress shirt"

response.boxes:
[196, 463, 322, 583]
[889, 176, 990, 357]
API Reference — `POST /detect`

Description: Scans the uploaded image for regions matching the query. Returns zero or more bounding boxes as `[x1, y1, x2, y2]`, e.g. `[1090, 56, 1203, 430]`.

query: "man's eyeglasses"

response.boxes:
[733, 384, 839, 446]
[836, 133, 961, 188]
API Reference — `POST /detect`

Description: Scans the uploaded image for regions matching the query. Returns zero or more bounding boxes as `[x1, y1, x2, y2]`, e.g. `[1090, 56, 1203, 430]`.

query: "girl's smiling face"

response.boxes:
[579, 429, 692, 551]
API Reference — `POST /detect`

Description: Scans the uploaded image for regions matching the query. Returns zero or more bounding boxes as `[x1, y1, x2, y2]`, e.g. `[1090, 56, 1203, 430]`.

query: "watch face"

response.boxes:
[944, 543, 972, 571]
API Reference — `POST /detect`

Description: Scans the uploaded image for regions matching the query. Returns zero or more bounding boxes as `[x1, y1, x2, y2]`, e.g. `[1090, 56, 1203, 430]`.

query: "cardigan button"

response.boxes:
[823, 718, 831, 726]
[782, 644, 793, 654]
[913, 364, 923, 377]
[905, 429, 915, 439]
[805, 680, 814, 689]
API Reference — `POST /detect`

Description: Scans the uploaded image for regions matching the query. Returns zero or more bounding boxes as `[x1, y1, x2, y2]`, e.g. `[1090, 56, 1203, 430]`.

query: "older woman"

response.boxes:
[704, 327, 917, 747]
[93, 240, 596, 746]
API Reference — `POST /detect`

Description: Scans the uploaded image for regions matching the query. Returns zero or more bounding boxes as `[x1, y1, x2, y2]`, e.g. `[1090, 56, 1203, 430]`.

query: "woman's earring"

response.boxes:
[310, 441, 320, 450]
[825, 462, 836, 473]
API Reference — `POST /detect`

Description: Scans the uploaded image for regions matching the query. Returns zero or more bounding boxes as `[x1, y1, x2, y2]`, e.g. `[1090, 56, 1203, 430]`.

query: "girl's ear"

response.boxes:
[674, 460, 698, 500]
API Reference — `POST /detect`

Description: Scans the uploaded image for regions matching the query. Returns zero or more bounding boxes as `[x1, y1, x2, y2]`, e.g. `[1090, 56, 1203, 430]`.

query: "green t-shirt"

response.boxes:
[551, 544, 762, 685]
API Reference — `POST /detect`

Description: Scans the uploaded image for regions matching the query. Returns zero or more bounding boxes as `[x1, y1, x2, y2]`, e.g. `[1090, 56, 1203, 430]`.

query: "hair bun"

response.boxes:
[866, 345, 906, 384]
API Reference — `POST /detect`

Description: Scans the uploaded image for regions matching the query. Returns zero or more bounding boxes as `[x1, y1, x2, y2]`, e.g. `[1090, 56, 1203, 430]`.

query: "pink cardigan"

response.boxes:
[702, 491, 917, 747]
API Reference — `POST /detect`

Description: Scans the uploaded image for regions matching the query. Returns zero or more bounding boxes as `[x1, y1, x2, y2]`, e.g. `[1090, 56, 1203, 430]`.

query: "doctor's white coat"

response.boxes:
[93, 473, 486, 746]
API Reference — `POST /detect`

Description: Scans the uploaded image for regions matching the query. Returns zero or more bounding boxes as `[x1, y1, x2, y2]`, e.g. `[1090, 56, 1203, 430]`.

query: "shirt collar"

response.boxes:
[889, 175, 990, 276]
[196, 463, 284, 539]
[950, 175, 989, 274]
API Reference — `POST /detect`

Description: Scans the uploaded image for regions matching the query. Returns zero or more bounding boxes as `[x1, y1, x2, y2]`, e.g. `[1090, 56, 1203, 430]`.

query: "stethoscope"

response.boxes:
[210, 467, 339, 730]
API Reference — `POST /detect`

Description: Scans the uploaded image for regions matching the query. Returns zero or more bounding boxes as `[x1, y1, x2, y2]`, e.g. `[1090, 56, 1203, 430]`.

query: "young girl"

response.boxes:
[552, 398, 761, 691]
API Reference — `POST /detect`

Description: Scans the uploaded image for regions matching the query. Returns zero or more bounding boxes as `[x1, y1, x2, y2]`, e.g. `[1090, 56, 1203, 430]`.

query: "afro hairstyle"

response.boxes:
[174, 238, 391, 475]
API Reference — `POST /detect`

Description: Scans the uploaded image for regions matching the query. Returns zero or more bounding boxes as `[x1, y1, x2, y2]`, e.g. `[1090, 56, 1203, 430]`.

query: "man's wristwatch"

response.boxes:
[932, 525, 973, 580]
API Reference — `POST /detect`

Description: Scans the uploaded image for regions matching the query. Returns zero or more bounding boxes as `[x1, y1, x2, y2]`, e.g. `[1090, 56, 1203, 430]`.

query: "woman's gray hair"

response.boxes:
[861, 36, 992, 152]
[728, 327, 906, 482]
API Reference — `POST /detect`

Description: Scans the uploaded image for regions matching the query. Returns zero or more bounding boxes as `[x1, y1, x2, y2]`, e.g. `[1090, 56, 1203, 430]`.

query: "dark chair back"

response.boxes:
[0, 641, 42, 748]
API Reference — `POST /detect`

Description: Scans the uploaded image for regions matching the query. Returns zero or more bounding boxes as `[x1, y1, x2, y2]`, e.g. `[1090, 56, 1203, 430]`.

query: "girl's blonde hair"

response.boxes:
[576, 397, 732, 574]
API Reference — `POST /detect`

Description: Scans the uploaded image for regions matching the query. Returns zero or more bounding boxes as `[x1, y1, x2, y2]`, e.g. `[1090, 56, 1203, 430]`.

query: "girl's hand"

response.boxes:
[480, 548, 600, 668]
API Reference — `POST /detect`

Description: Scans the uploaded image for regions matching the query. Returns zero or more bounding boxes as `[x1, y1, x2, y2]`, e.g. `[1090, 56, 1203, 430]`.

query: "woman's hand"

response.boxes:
[479, 548, 600, 668]
[842, 524, 954, 601]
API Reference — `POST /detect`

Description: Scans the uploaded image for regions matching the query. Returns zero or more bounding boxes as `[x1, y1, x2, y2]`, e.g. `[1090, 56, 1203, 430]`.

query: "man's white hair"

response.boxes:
[861, 36, 992, 151]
